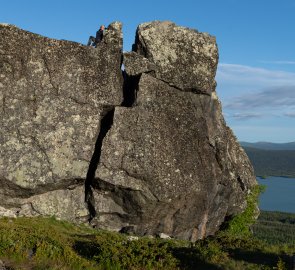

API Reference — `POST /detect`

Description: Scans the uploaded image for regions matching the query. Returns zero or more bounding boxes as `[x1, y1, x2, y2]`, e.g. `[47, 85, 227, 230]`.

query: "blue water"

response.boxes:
[256, 176, 295, 213]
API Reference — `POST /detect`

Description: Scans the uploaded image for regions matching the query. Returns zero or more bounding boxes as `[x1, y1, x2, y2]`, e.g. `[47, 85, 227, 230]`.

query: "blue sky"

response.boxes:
[1, 0, 294, 142]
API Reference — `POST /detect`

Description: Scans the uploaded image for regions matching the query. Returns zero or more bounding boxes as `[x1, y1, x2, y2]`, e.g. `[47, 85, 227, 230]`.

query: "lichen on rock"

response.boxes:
[133, 21, 218, 94]
[0, 22, 123, 221]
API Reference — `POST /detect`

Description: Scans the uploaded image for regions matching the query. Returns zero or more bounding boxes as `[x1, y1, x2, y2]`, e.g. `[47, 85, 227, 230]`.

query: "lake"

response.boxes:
[256, 176, 295, 213]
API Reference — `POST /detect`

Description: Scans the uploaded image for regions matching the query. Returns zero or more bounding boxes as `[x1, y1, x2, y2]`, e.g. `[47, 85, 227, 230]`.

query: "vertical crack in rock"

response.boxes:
[85, 108, 115, 221]
[121, 51, 157, 107]
[237, 176, 246, 191]
[121, 71, 141, 107]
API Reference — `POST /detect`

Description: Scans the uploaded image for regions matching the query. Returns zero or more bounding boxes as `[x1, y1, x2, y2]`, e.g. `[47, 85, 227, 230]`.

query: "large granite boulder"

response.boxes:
[0, 22, 123, 221]
[89, 21, 257, 240]
[0, 20, 257, 241]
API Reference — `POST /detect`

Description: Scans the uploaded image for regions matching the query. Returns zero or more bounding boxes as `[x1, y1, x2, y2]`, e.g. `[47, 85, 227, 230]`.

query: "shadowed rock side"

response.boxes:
[91, 21, 257, 241]
[0, 22, 123, 221]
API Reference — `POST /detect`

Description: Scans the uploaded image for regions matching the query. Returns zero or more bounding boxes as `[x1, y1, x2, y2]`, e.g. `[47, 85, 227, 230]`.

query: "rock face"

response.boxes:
[123, 52, 156, 76]
[134, 21, 218, 94]
[0, 259, 9, 270]
[0, 22, 123, 221]
[0, 21, 257, 241]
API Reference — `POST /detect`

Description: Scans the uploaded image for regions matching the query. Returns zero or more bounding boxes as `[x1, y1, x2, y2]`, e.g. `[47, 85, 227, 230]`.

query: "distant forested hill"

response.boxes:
[242, 147, 295, 178]
[240, 141, 295, 150]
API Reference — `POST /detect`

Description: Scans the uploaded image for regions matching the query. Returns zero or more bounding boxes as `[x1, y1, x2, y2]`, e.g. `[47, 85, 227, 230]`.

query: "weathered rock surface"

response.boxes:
[123, 52, 156, 76]
[0, 22, 123, 221]
[0, 21, 257, 241]
[92, 73, 256, 240]
[89, 21, 256, 240]
[133, 21, 218, 94]
[0, 259, 10, 270]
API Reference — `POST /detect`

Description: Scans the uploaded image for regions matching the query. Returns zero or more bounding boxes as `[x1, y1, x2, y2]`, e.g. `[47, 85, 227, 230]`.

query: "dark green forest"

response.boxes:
[240, 142, 295, 151]
[242, 147, 295, 178]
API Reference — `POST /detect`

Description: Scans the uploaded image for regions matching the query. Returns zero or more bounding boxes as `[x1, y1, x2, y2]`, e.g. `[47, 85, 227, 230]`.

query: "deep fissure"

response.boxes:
[121, 70, 141, 107]
[85, 108, 115, 220]
[85, 64, 142, 222]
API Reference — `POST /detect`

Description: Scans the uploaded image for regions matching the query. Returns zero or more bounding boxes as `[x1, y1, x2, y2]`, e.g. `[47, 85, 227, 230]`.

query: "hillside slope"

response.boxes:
[0, 214, 294, 269]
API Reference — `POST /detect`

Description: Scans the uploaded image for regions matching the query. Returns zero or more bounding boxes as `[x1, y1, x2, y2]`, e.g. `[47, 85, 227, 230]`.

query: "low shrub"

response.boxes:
[222, 185, 265, 237]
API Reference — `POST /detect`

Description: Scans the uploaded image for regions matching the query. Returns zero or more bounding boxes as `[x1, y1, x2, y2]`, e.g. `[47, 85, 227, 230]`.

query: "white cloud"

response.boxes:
[217, 63, 295, 87]
[215, 63, 295, 141]
[216, 63, 295, 114]
[230, 112, 263, 120]
[225, 85, 295, 110]
[284, 111, 295, 118]
[259, 60, 295, 65]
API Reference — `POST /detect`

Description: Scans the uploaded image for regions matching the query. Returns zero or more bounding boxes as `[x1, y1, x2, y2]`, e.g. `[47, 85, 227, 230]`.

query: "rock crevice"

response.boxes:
[85, 108, 115, 221]
[121, 72, 140, 107]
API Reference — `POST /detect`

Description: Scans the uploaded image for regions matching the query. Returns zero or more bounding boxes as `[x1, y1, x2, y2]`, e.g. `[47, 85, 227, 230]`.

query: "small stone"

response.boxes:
[0, 260, 9, 270]
[158, 233, 171, 239]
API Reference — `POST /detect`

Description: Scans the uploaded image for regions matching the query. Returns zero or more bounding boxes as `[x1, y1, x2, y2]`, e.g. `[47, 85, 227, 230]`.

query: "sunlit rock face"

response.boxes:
[0, 21, 257, 241]
[0, 22, 123, 221]
[133, 21, 218, 94]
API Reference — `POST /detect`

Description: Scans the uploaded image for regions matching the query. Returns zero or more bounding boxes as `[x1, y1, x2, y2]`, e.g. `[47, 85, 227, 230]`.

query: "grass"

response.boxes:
[0, 211, 294, 270]
[0, 216, 98, 270]
[0, 216, 179, 270]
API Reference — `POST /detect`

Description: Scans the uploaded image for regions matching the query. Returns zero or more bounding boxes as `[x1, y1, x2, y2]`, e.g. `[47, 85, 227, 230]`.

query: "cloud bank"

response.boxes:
[225, 85, 295, 110]
[217, 63, 295, 87]
[217, 64, 295, 120]
[259, 60, 295, 65]
[231, 112, 264, 120]
[284, 111, 295, 118]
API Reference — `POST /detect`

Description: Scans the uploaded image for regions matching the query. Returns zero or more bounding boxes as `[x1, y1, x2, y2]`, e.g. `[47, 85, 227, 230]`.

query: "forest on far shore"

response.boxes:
[241, 145, 295, 178]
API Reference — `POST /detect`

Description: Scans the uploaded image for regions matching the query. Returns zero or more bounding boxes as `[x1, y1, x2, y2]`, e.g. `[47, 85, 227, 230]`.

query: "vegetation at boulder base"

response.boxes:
[0, 187, 294, 270]
[221, 185, 265, 237]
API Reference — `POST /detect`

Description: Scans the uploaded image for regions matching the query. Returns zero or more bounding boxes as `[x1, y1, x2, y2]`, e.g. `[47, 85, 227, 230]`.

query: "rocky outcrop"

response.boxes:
[133, 21, 218, 94]
[89, 21, 256, 240]
[0, 22, 123, 221]
[0, 21, 257, 241]
[92, 73, 256, 240]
